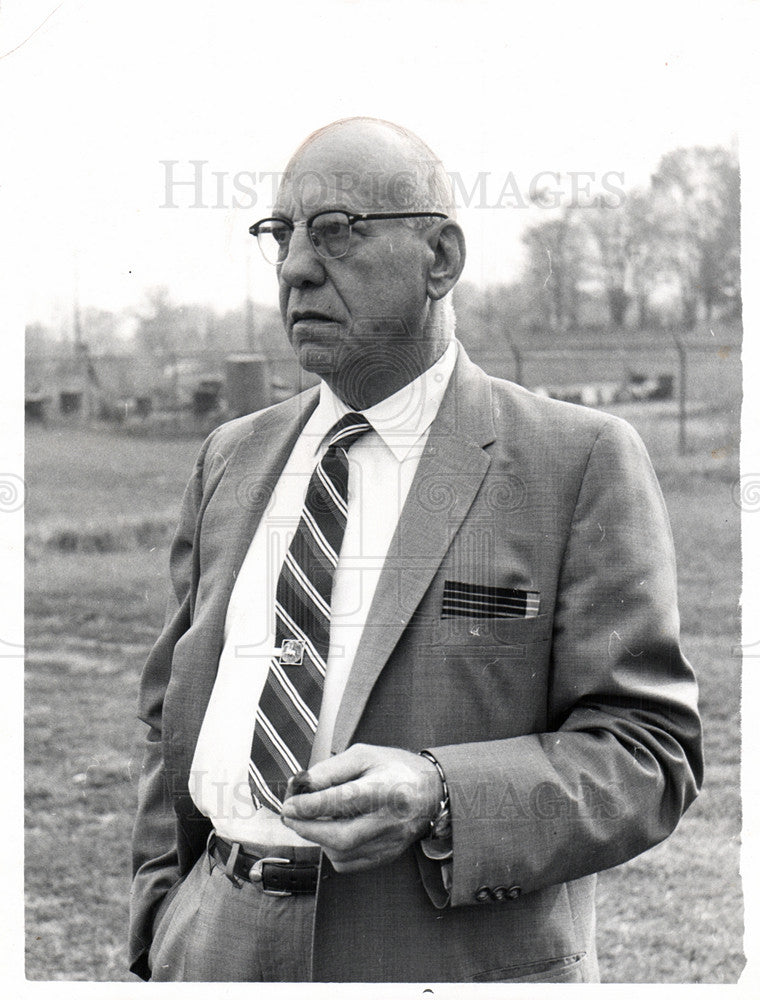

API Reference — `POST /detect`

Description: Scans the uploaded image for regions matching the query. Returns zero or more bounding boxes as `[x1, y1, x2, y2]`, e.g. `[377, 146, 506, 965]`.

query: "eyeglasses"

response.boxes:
[248, 210, 448, 265]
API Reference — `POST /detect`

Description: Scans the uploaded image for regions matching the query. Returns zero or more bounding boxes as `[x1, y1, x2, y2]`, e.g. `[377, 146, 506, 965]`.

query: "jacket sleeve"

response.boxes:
[428, 416, 703, 908]
[128, 432, 217, 979]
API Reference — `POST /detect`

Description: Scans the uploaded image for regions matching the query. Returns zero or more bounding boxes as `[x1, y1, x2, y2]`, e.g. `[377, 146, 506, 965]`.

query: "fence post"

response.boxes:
[672, 333, 687, 456]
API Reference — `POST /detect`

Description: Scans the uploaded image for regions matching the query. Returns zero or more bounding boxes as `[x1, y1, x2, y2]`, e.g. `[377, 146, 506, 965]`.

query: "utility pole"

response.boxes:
[672, 332, 688, 456]
[72, 250, 90, 420]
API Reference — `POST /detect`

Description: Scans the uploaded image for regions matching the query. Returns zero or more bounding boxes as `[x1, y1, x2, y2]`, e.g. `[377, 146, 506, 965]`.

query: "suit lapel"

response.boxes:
[174, 388, 320, 777]
[331, 348, 497, 753]
[199, 388, 320, 620]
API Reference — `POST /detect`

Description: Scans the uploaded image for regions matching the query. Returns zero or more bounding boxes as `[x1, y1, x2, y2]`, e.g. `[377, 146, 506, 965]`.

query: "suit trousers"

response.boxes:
[148, 844, 318, 981]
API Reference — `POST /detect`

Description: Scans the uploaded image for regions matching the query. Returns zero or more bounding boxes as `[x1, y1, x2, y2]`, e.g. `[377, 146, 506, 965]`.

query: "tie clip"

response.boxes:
[277, 639, 305, 666]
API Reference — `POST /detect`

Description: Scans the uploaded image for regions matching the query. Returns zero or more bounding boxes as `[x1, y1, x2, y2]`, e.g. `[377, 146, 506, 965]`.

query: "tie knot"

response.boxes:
[326, 412, 372, 452]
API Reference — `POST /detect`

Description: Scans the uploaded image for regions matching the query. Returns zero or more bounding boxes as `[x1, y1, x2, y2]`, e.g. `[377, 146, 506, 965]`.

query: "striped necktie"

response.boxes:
[248, 412, 372, 811]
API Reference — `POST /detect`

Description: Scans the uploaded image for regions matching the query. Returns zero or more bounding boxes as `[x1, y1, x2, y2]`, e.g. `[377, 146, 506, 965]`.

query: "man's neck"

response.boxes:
[326, 338, 453, 410]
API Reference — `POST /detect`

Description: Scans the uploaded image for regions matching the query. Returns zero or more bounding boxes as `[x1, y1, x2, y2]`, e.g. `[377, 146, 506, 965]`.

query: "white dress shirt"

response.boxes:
[189, 339, 458, 847]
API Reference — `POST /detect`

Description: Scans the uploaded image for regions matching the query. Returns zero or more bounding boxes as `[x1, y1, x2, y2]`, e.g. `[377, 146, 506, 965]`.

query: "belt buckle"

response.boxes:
[249, 856, 292, 896]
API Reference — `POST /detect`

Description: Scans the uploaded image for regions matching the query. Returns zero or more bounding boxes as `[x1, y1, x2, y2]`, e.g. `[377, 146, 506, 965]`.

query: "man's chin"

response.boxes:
[295, 342, 339, 375]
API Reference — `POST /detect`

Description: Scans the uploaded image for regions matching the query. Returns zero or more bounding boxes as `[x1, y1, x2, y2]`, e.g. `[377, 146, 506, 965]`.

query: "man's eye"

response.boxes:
[269, 225, 290, 245]
[315, 221, 347, 239]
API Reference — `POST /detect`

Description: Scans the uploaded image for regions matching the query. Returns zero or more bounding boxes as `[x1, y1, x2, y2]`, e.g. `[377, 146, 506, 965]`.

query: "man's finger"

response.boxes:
[280, 777, 374, 820]
[294, 744, 373, 793]
[281, 812, 381, 853]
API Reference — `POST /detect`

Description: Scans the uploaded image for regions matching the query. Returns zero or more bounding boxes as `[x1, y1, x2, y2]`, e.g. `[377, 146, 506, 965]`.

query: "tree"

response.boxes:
[134, 286, 183, 356]
[584, 187, 672, 331]
[25, 321, 55, 356]
[583, 199, 631, 328]
[80, 307, 121, 353]
[521, 211, 587, 332]
[650, 146, 740, 326]
[620, 188, 669, 330]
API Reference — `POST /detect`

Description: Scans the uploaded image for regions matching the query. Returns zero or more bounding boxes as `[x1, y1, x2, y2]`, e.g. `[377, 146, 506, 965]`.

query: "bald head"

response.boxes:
[278, 117, 456, 219]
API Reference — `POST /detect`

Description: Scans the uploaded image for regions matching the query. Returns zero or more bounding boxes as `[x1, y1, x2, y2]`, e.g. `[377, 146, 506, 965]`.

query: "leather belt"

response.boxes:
[209, 834, 320, 896]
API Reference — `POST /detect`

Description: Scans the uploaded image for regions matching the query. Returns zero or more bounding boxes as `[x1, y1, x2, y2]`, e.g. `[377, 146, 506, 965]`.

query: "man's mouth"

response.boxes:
[291, 310, 336, 325]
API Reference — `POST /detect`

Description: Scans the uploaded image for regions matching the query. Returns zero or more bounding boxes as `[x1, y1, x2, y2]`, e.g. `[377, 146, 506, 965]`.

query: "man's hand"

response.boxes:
[279, 744, 442, 873]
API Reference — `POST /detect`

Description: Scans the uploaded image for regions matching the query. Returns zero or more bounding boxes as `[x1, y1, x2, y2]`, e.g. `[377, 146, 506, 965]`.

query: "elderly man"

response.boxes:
[129, 117, 702, 983]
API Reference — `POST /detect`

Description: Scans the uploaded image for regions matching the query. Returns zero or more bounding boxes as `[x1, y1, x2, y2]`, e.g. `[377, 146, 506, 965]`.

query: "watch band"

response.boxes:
[419, 750, 451, 840]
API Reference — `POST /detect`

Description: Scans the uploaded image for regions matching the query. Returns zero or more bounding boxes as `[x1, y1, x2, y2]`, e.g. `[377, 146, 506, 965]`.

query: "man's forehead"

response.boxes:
[274, 127, 423, 216]
[274, 168, 418, 216]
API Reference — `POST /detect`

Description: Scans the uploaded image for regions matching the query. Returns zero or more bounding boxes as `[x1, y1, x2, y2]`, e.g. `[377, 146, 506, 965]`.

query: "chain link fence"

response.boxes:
[25, 326, 741, 455]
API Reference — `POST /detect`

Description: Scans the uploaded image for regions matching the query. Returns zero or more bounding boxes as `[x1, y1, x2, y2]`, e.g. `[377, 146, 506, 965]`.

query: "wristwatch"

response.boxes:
[419, 750, 451, 840]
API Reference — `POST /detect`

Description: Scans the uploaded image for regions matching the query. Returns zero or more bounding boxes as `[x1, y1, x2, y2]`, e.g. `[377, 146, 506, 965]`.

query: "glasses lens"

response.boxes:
[256, 219, 292, 265]
[309, 212, 351, 259]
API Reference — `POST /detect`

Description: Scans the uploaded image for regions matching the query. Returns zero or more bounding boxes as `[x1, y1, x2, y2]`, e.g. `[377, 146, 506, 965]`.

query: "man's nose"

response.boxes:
[278, 222, 326, 288]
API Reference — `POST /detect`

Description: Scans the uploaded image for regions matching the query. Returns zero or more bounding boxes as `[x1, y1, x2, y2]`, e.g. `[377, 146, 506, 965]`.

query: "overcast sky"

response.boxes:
[1, 0, 754, 332]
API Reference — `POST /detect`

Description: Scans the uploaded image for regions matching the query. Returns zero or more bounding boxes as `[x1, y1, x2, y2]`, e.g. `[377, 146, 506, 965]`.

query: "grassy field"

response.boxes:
[24, 423, 201, 553]
[24, 401, 744, 982]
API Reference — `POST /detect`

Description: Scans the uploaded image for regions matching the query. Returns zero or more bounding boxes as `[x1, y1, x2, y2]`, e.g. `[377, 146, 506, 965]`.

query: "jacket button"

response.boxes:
[506, 885, 522, 899]
[474, 886, 492, 902]
[493, 886, 509, 901]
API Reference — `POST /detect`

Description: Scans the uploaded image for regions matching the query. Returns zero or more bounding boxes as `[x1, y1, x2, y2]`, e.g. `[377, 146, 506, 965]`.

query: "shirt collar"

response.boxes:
[308, 339, 459, 462]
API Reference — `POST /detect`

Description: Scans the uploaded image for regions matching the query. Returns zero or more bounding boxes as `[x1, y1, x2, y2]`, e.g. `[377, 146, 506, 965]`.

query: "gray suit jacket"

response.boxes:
[129, 344, 702, 982]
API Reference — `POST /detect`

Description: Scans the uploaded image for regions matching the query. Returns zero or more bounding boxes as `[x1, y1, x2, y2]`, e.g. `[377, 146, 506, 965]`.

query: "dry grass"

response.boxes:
[24, 407, 744, 982]
[24, 423, 200, 529]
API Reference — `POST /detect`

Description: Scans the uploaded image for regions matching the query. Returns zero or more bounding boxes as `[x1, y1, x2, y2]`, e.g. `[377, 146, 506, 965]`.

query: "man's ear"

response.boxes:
[426, 221, 466, 301]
